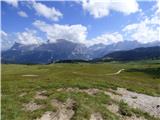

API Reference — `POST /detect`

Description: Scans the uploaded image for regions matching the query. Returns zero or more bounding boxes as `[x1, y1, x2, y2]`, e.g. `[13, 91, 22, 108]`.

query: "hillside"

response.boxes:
[101, 46, 160, 61]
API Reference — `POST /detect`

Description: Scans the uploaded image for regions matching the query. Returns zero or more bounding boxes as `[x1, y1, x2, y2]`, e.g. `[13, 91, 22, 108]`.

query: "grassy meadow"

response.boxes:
[2, 60, 160, 120]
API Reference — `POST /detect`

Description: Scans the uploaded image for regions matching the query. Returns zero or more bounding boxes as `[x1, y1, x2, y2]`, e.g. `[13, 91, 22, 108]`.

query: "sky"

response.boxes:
[1, 0, 160, 50]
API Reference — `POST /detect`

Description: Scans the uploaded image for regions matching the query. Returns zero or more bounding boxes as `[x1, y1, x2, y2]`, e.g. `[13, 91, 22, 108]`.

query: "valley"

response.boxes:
[2, 0, 160, 120]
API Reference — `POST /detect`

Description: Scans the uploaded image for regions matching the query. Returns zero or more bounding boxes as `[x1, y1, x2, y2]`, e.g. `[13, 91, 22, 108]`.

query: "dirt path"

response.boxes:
[106, 69, 125, 75]
[72, 69, 125, 76]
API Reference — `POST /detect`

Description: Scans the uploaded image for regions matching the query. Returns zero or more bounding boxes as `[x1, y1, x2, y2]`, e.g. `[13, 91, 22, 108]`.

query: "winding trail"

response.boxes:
[106, 69, 125, 75]
[72, 69, 125, 76]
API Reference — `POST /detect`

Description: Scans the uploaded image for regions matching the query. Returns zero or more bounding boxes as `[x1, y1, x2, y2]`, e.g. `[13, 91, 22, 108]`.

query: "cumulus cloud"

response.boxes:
[156, 0, 160, 14]
[33, 20, 87, 43]
[1, 29, 43, 50]
[16, 29, 43, 45]
[3, 0, 62, 21]
[3, 0, 18, 7]
[82, 0, 110, 18]
[1, 30, 15, 50]
[123, 22, 160, 43]
[17, 11, 28, 18]
[3, 1, 159, 46]
[33, 20, 124, 46]
[89, 32, 123, 45]
[81, 0, 140, 18]
[122, 0, 160, 44]
[1, 30, 7, 37]
[33, 2, 63, 21]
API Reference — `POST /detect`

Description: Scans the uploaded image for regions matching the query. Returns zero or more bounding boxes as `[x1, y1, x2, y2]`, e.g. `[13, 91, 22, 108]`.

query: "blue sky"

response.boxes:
[1, 0, 160, 50]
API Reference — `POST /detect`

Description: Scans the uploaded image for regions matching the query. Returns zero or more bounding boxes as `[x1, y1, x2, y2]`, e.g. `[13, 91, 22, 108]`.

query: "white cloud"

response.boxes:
[1, 30, 15, 50]
[82, 0, 110, 18]
[33, 20, 123, 46]
[122, 0, 160, 44]
[1, 29, 43, 50]
[110, 0, 140, 15]
[3, 1, 62, 21]
[16, 29, 43, 45]
[1, 21, 124, 48]
[123, 21, 160, 43]
[17, 11, 28, 18]
[156, 0, 160, 13]
[123, 22, 159, 43]
[3, 0, 18, 7]
[81, 0, 140, 18]
[89, 32, 123, 45]
[33, 20, 87, 43]
[33, 2, 63, 21]
[33, 20, 125, 46]
[1, 30, 7, 37]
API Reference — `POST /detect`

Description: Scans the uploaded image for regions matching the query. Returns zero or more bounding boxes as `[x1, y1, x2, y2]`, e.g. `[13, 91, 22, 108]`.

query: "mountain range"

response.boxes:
[2, 39, 160, 64]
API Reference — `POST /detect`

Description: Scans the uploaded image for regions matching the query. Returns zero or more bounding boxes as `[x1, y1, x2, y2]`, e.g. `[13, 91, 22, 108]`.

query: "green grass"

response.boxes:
[2, 60, 160, 120]
[118, 101, 133, 117]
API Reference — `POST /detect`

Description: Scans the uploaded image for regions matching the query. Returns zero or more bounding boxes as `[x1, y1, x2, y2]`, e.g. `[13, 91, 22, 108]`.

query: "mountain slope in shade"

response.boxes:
[89, 40, 160, 59]
[101, 46, 160, 61]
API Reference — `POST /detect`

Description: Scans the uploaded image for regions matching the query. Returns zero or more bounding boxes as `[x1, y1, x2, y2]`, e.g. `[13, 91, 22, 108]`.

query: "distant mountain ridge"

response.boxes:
[100, 46, 160, 61]
[2, 39, 90, 64]
[88, 40, 160, 59]
[2, 39, 160, 64]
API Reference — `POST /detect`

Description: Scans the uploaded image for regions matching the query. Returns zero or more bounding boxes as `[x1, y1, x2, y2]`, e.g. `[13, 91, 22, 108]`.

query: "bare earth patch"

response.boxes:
[35, 91, 48, 100]
[105, 88, 160, 118]
[37, 98, 76, 120]
[23, 101, 43, 112]
[90, 113, 103, 120]
[57, 87, 100, 96]
[82, 88, 100, 95]
[22, 74, 38, 77]
[122, 115, 147, 120]
[19, 92, 27, 97]
[106, 103, 147, 120]
[57, 87, 160, 118]
[36, 111, 55, 120]
[106, 103, 119, 114]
